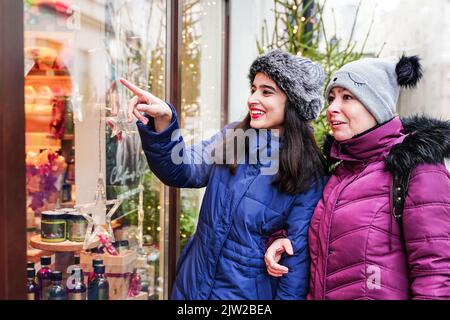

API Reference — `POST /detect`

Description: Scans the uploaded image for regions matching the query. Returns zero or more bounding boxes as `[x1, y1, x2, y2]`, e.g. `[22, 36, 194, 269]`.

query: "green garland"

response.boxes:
[257, 0, 383, 146]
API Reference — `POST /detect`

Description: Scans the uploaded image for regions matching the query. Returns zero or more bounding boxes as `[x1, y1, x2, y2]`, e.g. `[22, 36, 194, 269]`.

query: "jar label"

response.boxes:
[68, 220, 87, 242]
[41, 220, 66, 242]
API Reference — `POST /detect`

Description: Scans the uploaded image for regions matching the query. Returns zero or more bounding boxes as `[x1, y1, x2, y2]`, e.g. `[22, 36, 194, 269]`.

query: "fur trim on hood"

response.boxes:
[385, 115, 450, 177]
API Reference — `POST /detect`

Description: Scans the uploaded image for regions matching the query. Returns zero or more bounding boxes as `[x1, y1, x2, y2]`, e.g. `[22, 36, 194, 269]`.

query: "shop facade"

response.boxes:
[0, 0, 229, 300]
[0, 0, 449, 300]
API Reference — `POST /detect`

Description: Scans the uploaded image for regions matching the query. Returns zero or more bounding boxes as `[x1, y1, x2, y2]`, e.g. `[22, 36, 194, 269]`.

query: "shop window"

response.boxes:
[24, 0, 167, 300]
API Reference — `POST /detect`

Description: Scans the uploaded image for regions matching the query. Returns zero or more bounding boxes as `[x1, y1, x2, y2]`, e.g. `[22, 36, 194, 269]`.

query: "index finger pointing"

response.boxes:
[120, 78, 145, 96]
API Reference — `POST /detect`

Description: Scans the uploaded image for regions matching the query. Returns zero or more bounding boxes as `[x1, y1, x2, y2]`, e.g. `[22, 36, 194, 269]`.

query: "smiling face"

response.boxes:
[326, 87, 377, 142]
[248, 72, 287, 131]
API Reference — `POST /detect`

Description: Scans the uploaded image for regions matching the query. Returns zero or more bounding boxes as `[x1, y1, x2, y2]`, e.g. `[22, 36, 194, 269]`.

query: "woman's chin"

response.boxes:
[333, 131, 352, 142]
[250, 120, 266, 129]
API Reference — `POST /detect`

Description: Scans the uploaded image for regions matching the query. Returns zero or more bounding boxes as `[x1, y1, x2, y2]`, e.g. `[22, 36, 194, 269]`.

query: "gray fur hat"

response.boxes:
[326, 55, 423, 123]
[248, 49, 325, 121]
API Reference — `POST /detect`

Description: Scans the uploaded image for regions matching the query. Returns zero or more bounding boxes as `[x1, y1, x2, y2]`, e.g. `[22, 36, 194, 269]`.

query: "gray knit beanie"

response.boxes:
[249, 49, 325, 121]
[326, 55, 423, 124]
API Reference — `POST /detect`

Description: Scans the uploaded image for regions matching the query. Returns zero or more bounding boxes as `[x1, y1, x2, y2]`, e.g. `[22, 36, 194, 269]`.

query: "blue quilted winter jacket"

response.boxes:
[137, 104, 326, 300]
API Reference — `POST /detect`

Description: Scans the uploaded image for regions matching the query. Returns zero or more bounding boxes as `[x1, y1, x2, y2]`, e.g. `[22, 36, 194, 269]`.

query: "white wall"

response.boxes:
[319, 0, 450, 118]
[228, 0, 273, 123]
[228, 0, 450, 121]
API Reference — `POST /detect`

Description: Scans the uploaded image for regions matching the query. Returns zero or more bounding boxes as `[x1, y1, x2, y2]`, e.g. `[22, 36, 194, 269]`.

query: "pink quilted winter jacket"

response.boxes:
[307, 116, 450, 300]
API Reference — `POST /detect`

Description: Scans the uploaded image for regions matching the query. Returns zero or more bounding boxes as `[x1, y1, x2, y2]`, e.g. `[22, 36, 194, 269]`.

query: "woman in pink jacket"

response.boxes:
[265, 55, 450, 300]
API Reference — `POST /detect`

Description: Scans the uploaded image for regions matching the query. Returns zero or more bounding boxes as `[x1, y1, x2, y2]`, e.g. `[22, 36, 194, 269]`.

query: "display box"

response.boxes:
[80, 250, 137, 300]
[126, 292, 149, 300]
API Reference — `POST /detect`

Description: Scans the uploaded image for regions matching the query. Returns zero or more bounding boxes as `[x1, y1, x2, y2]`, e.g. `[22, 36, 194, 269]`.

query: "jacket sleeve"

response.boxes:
[275, 178, 326, 300]
[266, 229, 287, 249]
[403, 164, 450, 300]
[136, 103, 226, 188]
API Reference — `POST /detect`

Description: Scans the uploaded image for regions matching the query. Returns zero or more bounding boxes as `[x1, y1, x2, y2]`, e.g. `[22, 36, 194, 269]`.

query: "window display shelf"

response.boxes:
[30, 234, 97, 253]
[30, 235, 98, 282]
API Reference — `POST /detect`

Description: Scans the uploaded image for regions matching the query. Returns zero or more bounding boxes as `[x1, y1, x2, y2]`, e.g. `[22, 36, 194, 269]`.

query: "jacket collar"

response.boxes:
[330, 117, 406, 164]
[323, 115, 450, 175]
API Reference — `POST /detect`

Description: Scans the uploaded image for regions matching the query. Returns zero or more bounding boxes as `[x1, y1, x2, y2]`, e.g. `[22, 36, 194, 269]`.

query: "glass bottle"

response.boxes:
[88, 258, 103, 283]
[47, 271, 66, 300]
[88, 264, 109, 300]
[113, 240, 130, 254]
[27, 261, 35, 270]
[62, 147, 75, 203]
[26, 268, 39, 300]
[73, 255, 80, 268]
[65, 147, 75, 185]
[128, 268, 142, 297]
[66, 254, 81, 277]
[37, 256, 52, 300]
[67, 267, 86, 300]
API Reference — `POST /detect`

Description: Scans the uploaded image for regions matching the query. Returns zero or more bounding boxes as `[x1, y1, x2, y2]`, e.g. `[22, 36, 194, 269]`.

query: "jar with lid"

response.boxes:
[41, 210, 66, 242]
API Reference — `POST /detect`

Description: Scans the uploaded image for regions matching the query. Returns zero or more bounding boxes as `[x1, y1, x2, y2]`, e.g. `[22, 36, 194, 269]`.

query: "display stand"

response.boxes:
[30, 235, 98, 281]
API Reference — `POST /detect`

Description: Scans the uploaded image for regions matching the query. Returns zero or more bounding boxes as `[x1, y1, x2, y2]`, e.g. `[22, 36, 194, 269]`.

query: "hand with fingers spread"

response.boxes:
[265, 238, 293, 277]
[120, 78, 173, 133]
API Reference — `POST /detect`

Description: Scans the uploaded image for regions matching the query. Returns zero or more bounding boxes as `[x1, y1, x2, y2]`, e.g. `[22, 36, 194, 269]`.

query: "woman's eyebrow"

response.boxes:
[341, 88, 352, 94]
[260, 84, 277, 92]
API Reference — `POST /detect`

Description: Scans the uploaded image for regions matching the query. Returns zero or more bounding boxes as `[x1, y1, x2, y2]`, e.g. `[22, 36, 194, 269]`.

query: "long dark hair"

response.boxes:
[223, 100, 327, 195]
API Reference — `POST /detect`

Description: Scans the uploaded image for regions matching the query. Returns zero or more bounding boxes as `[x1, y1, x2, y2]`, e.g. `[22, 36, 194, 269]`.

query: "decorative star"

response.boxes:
[76, 175, 123, 249]
[106, 109, 136, 140]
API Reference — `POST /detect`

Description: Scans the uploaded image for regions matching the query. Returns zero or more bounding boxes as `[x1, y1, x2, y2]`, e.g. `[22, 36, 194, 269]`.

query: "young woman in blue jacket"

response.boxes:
[121, 50, 328, 300]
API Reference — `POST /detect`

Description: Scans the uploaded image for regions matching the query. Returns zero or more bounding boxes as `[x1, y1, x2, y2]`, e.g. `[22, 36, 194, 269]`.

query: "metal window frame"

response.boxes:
[0, 0, 27, 300]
